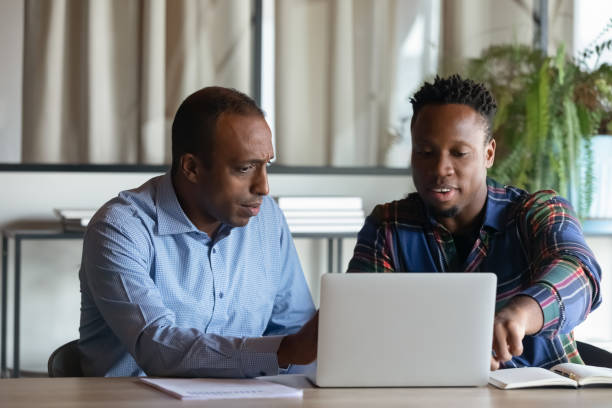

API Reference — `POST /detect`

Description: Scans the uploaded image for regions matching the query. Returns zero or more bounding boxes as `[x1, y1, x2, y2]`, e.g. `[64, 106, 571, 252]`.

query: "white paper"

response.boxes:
[140, 377, 303, 400]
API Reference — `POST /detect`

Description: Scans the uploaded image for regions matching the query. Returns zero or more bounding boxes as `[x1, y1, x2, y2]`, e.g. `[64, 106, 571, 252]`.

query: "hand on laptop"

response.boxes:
[490, 295, 544, 370]
[277, 311, 319, 368]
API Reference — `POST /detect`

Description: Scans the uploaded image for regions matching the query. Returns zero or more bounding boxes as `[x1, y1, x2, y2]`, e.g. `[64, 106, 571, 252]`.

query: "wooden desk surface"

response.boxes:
[1, 377, 612, 408]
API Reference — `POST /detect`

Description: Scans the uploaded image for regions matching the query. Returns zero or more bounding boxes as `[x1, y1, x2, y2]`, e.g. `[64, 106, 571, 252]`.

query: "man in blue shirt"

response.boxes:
[79, 87, 317, 377]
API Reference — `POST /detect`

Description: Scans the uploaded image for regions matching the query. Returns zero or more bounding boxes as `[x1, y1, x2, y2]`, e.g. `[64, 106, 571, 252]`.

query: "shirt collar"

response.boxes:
[155, 172, 235, 240]
[155, 172, 200, 236]
[422, 178, 509, 233]
[481, 178, 509, 232]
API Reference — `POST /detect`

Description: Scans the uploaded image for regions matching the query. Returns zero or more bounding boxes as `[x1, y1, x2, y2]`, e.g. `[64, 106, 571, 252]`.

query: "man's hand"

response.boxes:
[490, 295, 543, 371]
[277, 311, 318, 368]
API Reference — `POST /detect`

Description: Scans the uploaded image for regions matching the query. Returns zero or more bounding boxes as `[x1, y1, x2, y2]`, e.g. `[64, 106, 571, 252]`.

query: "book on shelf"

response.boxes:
[288, 224, 363, 234]
[277, 196, 363, 211]
[276, 196, 365, 234]
[54, 209, 96, 232]
[281, 210, 365, 218]
[488, 363, 612, 389]
[284, 216, 365, 225]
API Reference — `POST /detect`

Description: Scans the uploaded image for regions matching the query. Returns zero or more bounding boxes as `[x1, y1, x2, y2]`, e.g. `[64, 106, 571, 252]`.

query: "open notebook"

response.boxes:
[489, 363, 612, 389]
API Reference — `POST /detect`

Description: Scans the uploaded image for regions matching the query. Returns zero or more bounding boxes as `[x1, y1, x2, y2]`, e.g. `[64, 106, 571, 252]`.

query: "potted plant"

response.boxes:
[463, 33, 612, 218]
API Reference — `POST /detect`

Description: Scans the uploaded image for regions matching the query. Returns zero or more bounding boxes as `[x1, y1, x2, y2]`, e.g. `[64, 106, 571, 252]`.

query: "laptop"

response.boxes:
[313, 273, 497, 387]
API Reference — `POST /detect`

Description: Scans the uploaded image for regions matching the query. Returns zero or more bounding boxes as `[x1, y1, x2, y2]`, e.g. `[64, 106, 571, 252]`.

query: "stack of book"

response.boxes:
[276, 196, 365, 234]
[54, 209, 97, 232]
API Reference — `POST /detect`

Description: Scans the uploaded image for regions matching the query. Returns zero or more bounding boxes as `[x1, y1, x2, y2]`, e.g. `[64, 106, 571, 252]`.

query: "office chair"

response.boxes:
[577, 341, 612, 369]
[48, 339, 83, 377]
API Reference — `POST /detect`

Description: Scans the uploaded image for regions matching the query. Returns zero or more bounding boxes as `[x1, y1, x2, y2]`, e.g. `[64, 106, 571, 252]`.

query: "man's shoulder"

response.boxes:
[489, 179, 576, 223]
[523, 189, 566, 207]
[487, 178, 565, 204]
[521, 189, 577, 223]
[89, 176, 162, 233]
[369, 193, 427, 227]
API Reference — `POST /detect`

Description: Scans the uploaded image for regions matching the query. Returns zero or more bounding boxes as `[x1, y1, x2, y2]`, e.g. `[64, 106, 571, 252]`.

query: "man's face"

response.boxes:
[411, 104, 495, 228]
[192, 113, 274, 231]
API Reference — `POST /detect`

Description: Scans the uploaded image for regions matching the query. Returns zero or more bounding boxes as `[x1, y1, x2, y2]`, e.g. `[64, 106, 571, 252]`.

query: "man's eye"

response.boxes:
[238, 165, 254, 173]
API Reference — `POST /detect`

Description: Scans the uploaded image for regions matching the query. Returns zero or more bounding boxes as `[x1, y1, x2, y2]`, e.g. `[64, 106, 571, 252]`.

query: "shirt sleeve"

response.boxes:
[263, 207, 316, 336]
[82, 217, 285, 378]
[517, 191, 602, 338]
[347, 205, 396, 273]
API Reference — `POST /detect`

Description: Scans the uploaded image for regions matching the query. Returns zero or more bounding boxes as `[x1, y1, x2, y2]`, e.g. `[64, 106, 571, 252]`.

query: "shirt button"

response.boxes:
[212, 248, 216, 253]
[219, 292, 224, 299]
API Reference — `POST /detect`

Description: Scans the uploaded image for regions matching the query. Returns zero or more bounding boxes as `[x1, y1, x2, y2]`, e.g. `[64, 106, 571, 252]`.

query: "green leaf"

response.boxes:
[554, 44, 566, 85]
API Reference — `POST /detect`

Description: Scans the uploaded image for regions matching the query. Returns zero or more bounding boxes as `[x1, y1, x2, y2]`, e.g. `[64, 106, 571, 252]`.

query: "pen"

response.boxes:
[552, 369, 578, 381]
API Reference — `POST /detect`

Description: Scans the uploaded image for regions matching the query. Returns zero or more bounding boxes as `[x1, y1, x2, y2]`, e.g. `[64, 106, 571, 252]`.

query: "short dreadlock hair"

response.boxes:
[410, 74, 497, 142]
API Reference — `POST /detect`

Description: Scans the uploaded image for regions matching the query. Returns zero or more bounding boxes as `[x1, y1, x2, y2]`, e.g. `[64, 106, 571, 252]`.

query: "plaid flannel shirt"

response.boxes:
[348, 178, 601, 368]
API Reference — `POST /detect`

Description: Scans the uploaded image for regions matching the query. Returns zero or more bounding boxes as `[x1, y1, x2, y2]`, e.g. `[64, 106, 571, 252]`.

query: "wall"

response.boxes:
[574, 236, 612, 350]
[0, 169, 414, 372]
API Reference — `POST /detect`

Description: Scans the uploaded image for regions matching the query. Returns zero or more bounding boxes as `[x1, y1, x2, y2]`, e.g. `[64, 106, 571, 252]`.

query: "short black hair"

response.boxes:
[171, 86, 264, 175]
[410, 74, 497, 141]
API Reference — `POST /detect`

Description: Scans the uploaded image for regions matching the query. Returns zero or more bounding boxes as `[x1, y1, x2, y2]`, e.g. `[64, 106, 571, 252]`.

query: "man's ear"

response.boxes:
[179, 153, 200, 184]
[485, 138, 496, 169]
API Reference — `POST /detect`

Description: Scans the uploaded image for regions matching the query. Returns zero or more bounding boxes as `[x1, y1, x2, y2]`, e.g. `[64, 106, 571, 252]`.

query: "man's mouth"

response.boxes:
[241, 202, 262, 216]
[426, 185, 458, 203]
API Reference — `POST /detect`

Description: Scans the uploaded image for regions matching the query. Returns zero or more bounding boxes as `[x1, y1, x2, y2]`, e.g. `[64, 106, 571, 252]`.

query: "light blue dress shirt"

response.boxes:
[79, 172, 315, 377]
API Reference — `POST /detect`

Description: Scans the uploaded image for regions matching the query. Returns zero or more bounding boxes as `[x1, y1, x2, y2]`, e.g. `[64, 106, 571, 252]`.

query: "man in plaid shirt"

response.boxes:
[347, 75, 602, 370]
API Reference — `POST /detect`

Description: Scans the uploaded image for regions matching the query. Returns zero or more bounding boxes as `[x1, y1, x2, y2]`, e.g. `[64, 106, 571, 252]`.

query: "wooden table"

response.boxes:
[1, 377, 611, 408]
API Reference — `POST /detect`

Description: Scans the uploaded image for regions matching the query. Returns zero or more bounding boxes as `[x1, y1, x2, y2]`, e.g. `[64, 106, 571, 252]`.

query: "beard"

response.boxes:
[427, 204, 459, 218]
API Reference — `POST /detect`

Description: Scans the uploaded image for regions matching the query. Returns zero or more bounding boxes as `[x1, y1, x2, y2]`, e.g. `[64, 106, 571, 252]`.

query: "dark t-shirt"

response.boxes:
[453, 225, 480, 268]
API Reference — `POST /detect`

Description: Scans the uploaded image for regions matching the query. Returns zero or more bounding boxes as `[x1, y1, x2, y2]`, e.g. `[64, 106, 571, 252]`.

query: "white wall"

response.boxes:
[0, 170, 414, 372]
[574, 0, 612, 65]
[575, 236, 612, 350]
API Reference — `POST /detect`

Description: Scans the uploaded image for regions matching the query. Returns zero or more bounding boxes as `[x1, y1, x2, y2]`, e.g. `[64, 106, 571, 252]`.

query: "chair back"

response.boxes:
[48, 339, 83, 377]
[577, 341, 612, 369]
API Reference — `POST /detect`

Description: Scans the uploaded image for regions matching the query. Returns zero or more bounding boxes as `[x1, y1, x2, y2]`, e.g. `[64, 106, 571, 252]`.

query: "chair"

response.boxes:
[48, 339, 83, 377]
[577, 341, 612, 369]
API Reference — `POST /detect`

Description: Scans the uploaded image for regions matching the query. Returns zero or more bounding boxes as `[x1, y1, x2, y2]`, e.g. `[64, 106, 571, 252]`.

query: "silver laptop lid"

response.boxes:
[316, 273, 497, 387]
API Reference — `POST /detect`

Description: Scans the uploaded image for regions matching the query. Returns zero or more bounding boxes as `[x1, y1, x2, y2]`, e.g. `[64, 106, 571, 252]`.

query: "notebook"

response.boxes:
[140, 378, 303, 400]
[489, 363, 612, 389]
[313, 273, 497, 387]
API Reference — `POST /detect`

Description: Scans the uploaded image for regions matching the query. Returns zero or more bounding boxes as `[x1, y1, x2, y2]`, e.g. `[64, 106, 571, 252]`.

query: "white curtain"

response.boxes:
[441, 0, 574, 73]
[274, 0, 398, 167]
[22, 0, 252, 164]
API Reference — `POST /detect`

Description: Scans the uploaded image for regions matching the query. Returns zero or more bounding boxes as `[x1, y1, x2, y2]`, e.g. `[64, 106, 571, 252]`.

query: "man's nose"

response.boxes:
[434, 153, 454, 177]
[251, 165, 269, 196]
